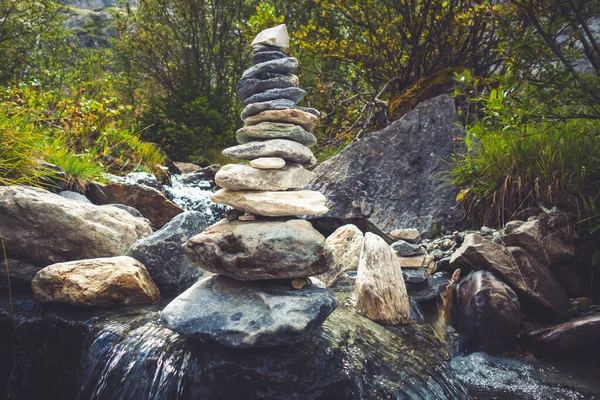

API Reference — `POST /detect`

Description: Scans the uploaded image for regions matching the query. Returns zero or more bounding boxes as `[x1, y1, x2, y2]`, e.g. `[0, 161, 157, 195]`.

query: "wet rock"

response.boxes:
[389, 228, 421, 243]
[59, 191, 91, 203]
[408, 271, 450, 303]
[523, 313, 600, 360]
[249, 156, 286, 169]
[160, 275, 336, 348]
[236, 122, 317, 146]
[87, 182, 184, 229]
[251, 23, 289, 49]
[32, 256, 160, 307]
[0, 186, 152, 267]
[183, 219, 330, 280]
[243, 87, 306, 105]
[454, 271, 521, 354]
[215, 163, 315, 191]
[450, 234, 569, 319]
[318, 224, 365, 287]
[243, 110, 318, 132]
[391, 240, 426, 257]
[241, 57, 297, 79]
[223, 139, 316, 166]
[356, 233, 410, 324]
[0, 259, 42, 293]
[252, 50, 286, 65]
[236, 74, 298, 102]
[210, 189, 327, 217]
[309, 94, 467, 233]
[126, 212, 210, 293]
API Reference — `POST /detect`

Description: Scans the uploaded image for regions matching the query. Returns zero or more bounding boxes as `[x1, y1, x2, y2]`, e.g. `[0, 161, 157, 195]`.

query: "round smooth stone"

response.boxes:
[250, 157, 286, 169]
[244, 87, 306, 105]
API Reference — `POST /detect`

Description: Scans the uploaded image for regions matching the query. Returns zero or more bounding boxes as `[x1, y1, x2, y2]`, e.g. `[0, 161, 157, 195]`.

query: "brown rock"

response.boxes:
[32, 256, 160, 307]
[450, 234, 569, 318]
[355, 233, 410, 324]
[244, 109, 318, 132]
[87, 182, 184, 229]
[318, 224, 364, 287]
[173, 162, 202, 174]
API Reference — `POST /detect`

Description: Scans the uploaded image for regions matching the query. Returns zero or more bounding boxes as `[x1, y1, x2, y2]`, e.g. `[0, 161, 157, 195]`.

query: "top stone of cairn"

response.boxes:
[251, 24, 289, 50]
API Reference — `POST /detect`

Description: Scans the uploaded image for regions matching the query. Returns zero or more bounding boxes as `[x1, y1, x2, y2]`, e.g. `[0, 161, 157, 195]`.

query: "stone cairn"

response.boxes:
[160, 25, 337, 349]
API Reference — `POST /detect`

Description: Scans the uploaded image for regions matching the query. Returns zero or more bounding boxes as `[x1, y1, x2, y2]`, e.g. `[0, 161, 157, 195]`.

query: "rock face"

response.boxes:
[160, 275, 337, 348]
[454, 270, 521, 354]
[355, 233, 410, 324]
[309, 94, 466, 233]
[0, 186, 152, 267]
[126, 212, 210, 293]
[222, 139, 317, 166]
[215, 163, 315, 191]
[87, 182, 184, 229]
[450, 234, 569, 318]
[32, 256, 160, 307]
[210, 189, 328, 217]
[318, 224, 365, 287]
[183, 219, 331, 280]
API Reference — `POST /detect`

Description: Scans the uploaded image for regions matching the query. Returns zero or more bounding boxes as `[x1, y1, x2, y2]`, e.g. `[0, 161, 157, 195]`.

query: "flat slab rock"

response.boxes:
[241, 98, 319, 120]
[236, 122, 317, 147]
[215, 163, 315, 191]
[210, 189, 328, 217]
[244, 87, 306, 105]
[160, 275, 337, 348]
[183, 219, 331, 280]
[223, 139, 316, 166]
[243, 110, 318, 133]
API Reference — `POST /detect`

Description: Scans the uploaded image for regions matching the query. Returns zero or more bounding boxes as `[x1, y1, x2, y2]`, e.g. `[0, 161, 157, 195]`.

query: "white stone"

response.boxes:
[215, 163, 315, 191]
[250, 157, 286, 169]
[210, 189, 328, 217]
[355, 233, 410, 325]
[251, 24, 289, 49]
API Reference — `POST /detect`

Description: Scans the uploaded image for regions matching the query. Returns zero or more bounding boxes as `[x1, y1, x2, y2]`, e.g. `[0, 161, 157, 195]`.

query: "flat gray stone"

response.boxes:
[242, 57, 297, 79]
[160, 275, 337, 348]
[222, 139, 316, 166]
[391, 240, 425, 257]
[252, 50, 286, 65]
[241, 99, 320, 120]
[237, 74, 298, 102]
[244, 87, 306, 105]
[236, 122, 317, 147]
[215, 163, 315, 191]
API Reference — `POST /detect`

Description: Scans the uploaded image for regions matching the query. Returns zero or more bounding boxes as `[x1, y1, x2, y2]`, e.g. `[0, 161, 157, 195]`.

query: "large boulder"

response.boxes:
[0, 186, 152, 267]
[450, 234, 569, 318]
[160, 275, 337, 348]
[355, 233, 410, 324]
[309, 94, 466, 233]
[318, 224, 365, 287]
[454, 270, 521, 354]
[87, 182, 184, 229]
[183, 219, 331, 280]
[32, 256, 160, 307]
[126, 211, 210, 293]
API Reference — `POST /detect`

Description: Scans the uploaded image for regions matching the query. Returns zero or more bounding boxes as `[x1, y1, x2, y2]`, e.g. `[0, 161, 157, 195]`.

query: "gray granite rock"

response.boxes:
[222, 139, 316, 166]
[242, 57, 297, 79]
[126, 211, 210, 293]
[160, 275, 337, 348]
[236, 122, 317, 146]
[244, 87, 306, 105]
[237, 74, 298, 102]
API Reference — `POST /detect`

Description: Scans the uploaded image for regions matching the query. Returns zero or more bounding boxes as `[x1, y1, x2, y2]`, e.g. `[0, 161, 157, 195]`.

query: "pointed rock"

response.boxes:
[210, 189, 328, 217]
[215, 163, 315, 191]
[236, 122, 317, 146]
[244, 109, 318, 132]
[251, 24, 289, 50]
[223, 139, 317, 166]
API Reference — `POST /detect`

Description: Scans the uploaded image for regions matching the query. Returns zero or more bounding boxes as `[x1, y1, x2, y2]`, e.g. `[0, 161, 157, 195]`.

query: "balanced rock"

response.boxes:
[241, 99, 320, 120]
[318, 224, 365, 288]
[244, 87, 306, 105]
[250, 23, 289, 49]
[223, 139, 317, 166]
[215, 163, 315, 191]
[355, 233, 410, 324]
[210, 189, 328, 217]
[160, 275, 336, 348]
[126, 211, 210, 293]
[252, 50, 286, 65]
[250, 157, 286, 169]
[0, 186, 152, 267]
[454, 270, 521, 354]
[253, 44, 281, 53]
[241, 57, 298, 79]
[244, 110, 318, 132]
[236, 122, 317, 147]
[32, 256, 160, 307]
[450, 234, 569, 318]
[236, 74, 299, 102]
[183, 219, 331, 280]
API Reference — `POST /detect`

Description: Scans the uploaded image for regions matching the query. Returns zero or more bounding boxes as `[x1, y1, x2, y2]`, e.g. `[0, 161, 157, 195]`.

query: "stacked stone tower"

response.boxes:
[160, 25, 337, 349]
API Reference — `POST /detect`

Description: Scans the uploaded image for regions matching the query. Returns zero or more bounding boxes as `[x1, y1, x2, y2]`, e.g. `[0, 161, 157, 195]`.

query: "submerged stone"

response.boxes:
[160, 275, 337, 348]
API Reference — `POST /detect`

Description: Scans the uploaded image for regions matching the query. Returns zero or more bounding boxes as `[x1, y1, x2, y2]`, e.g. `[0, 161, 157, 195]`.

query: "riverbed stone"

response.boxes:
[244, 110, 318, 132]
[32, 256, 160, 307]
[241, 99, 320, 120]
[126, 211, 210, 293]
[215, 163, 315, 191]
[242, 57, 297, 79]
[236, 74, 299, 102]
[161, 275, 336, 348]
[318, 224, 365, 288]
[222, 139, 317, 166]
[356, 233, 410, 324]
[244, 87, 306, 105]
[389, 228, 421, 243]
[183, 219, 330, 280]
[0, 186, 152, 267]
[391, 240, 425, 257]
[210, 189, 328, 217]
[250, 23, 289, 49]
[249, 157, 286, 169]
[236, 122, 317, 146]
